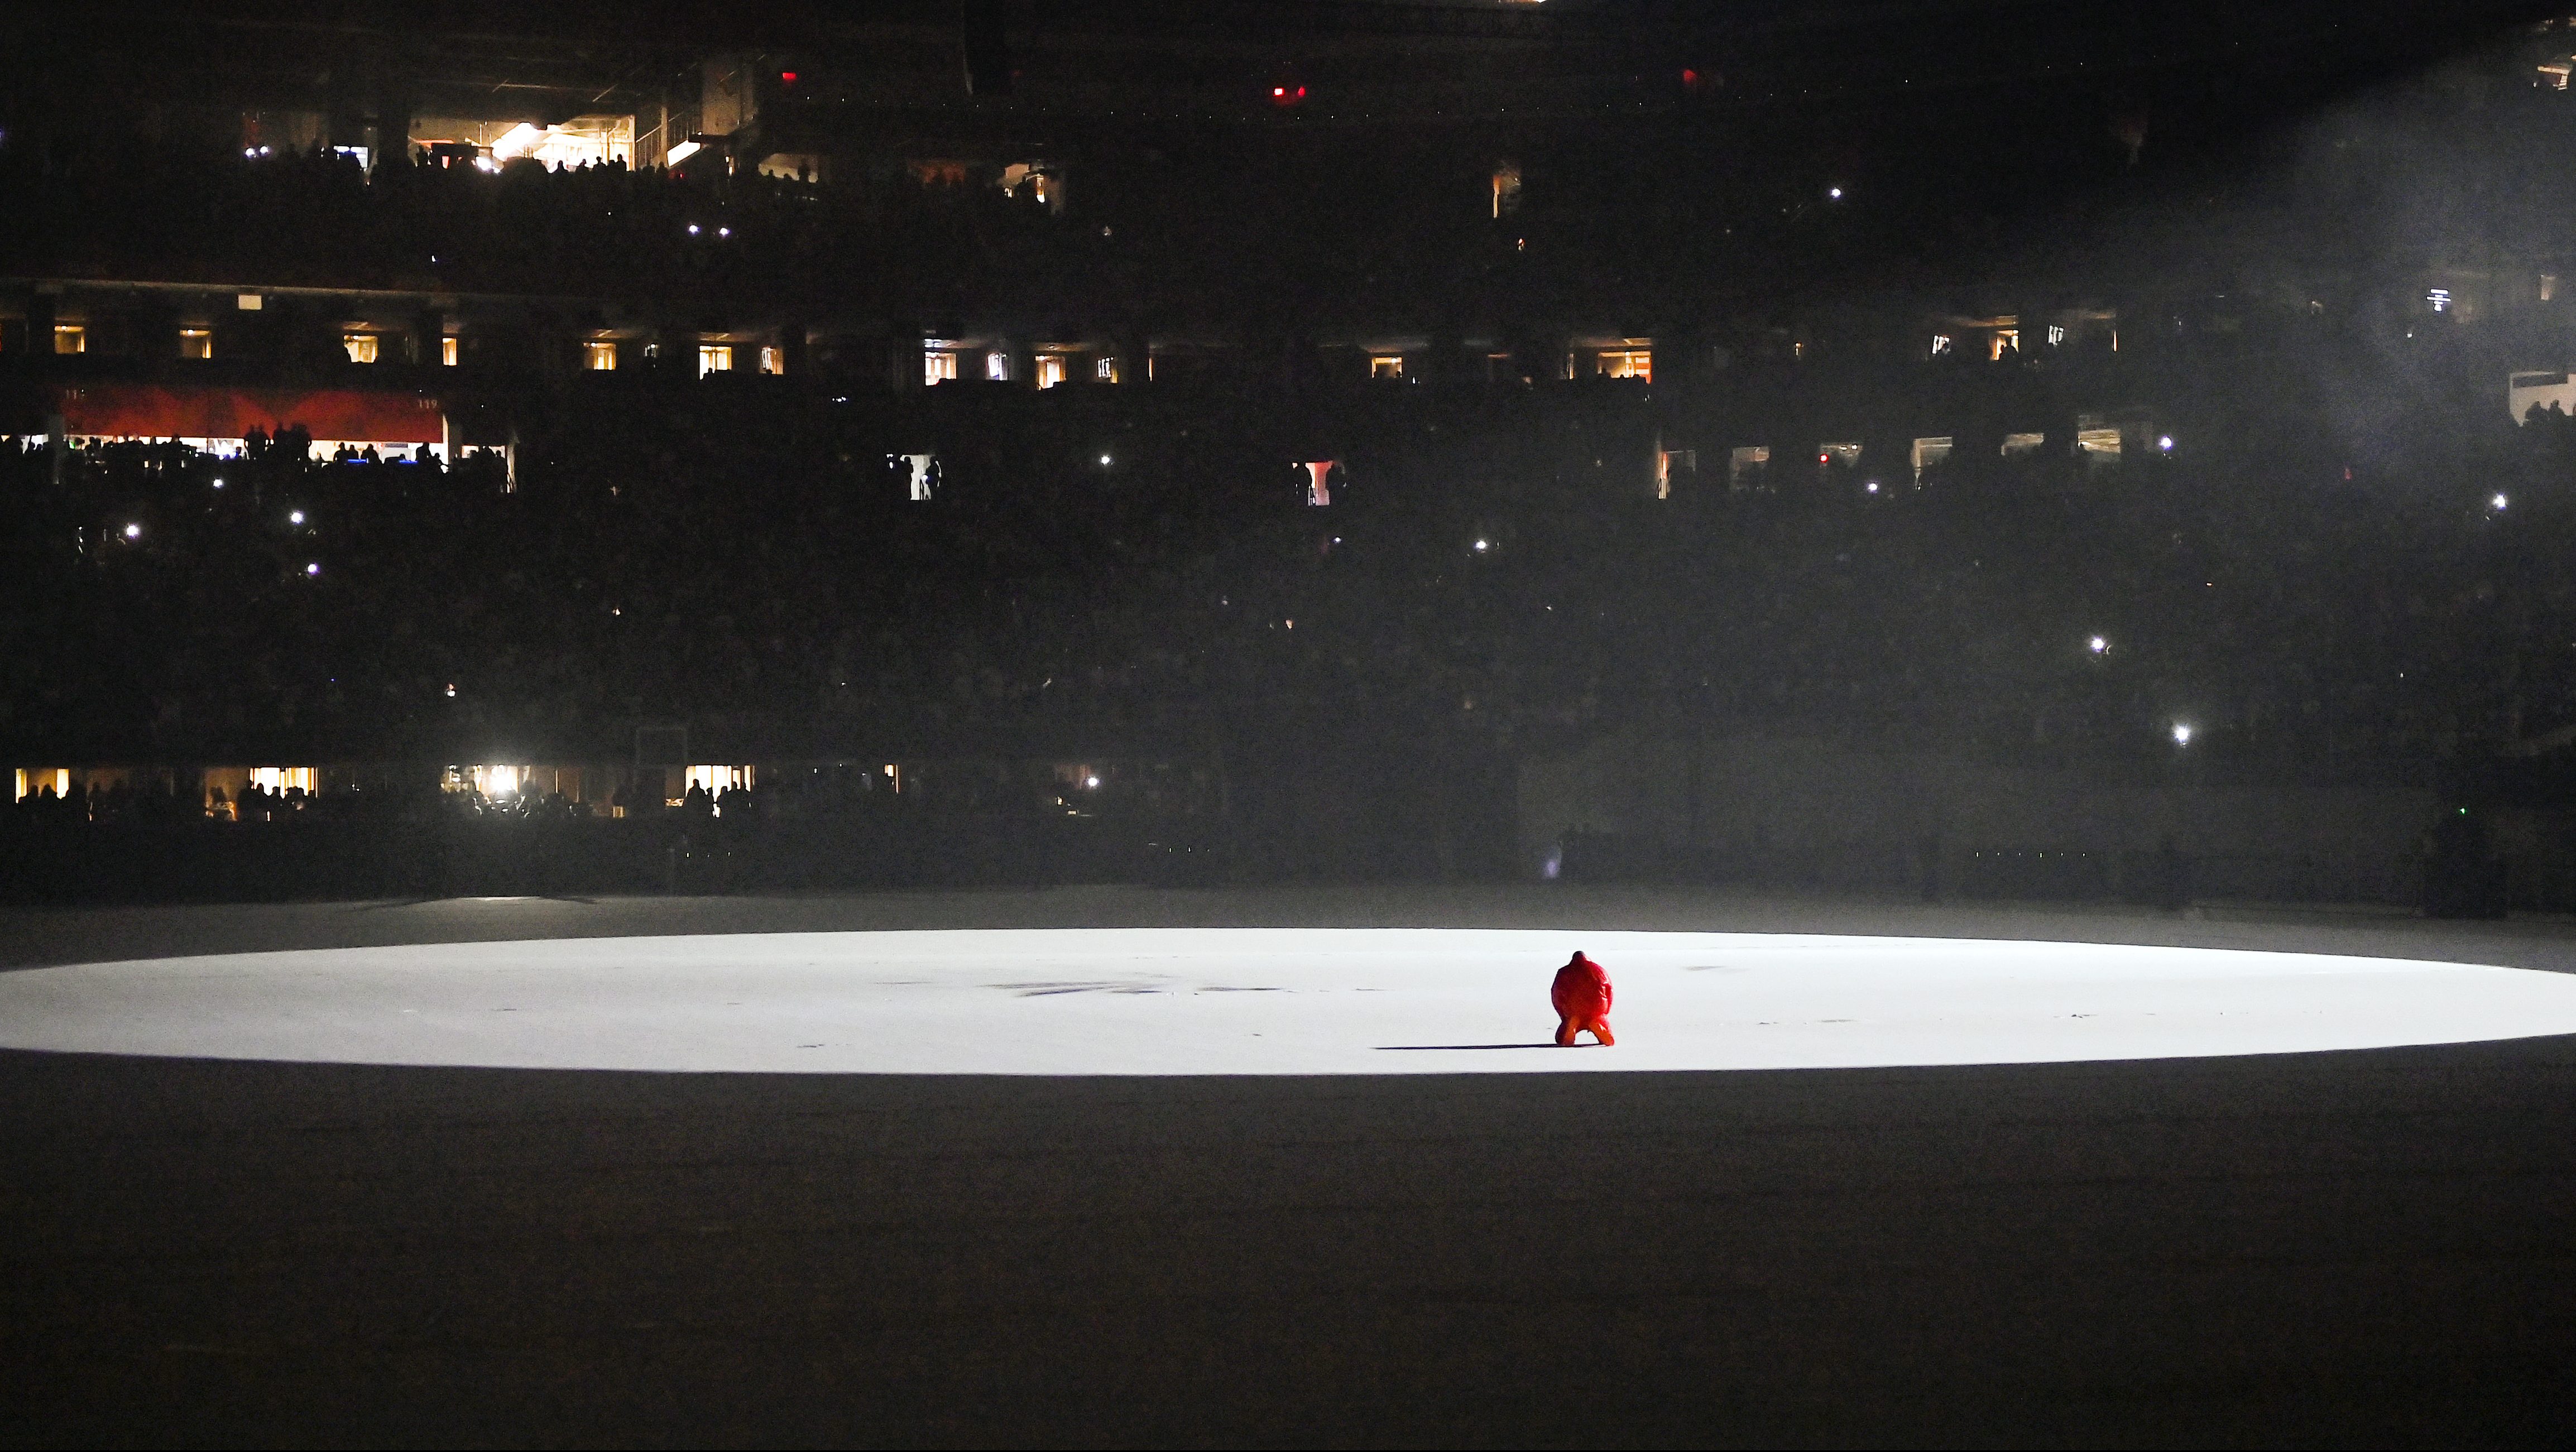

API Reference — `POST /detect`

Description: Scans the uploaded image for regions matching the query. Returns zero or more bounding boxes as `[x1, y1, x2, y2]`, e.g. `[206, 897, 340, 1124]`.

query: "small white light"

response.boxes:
[1865, 480, 1879, 493]
[2158, 435, 2174, 451]
[2088, 635, 2108, 654]
[1474, 539, 1490, 552]
[211, 477, 223, 489]
[1085, 775, 1100, 789]
[287, 509, 305, 525]
[1100, 454, 1112, 466]
[688, 224, 700, 235]
[122, 523, 141, 539]
[717, 226, 731, 238]
[2493, 493, 2510, 511]
[1827, 185, 1843, 199]
[445, 684, 457, 698]
[2172, 723, 2193, 746]
[305, 562, 320, 576]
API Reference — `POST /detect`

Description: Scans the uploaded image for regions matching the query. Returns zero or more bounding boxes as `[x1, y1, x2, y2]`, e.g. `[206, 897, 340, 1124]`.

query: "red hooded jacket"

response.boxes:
[1551, 953, 1613, 1021]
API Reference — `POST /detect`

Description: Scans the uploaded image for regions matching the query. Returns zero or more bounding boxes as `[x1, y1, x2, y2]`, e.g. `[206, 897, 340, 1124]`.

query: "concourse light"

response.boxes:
[304, 562, 320, 576]
[2171, 722, 2194, 747]
[2158, 435, 2174, 451]
[287, 509, 305, 526]
[1827, 185, 1844, 200]
[1865, 480, 1881, 493]
[122, 523, 140, 540]
[717, 227, 731, 238]
[1473, 538, 1490, 552]
[2492, 493, 2510, 511]
[2089, 635, 2108, 654]
[687, 224, 700, 235]
[211, 477, 223, 489]
[1100, 454, 1112, 466]
[1085, 775, 1100, 788]
[445, 684, 457, 698]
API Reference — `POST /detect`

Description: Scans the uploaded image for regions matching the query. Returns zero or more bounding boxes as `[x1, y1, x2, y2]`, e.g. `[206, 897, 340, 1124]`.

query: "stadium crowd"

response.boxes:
[4, 380, 2570, 831]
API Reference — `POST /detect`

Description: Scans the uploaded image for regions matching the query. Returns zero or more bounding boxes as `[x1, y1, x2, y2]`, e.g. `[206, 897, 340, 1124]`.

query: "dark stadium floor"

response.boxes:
[6, 888, 2574, 1447]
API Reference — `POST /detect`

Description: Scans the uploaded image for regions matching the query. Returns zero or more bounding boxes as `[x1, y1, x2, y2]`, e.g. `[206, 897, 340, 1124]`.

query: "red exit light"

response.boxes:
[780, 71, 798, 85]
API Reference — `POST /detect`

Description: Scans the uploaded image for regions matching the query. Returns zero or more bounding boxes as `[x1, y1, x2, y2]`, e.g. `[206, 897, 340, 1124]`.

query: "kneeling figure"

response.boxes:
[1552, 951, 1614, 1047]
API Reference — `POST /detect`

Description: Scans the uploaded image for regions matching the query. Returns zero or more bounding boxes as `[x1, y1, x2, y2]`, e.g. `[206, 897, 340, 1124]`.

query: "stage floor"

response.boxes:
[6, 888, 2575, 1446]
[8, 926, 2576, 1075]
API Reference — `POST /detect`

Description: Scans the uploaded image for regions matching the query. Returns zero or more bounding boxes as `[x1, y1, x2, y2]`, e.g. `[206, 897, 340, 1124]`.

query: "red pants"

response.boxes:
[1555, 1015, 1614, 1047]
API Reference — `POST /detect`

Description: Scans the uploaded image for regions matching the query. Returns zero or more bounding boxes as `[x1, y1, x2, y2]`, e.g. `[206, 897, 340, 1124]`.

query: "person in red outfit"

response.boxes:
[1552, 950, 1614, 1046]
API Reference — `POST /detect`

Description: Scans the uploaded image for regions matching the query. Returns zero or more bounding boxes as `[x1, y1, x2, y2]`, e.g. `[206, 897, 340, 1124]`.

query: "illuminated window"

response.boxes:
[1095, 356, 1119, 383]
[1817, 442, 1862, 468]
[899, 453, 936, 501]
[924, 350, 958, 386]
[1598, 349, 1652, 381]
[2545, 275, 2560, 303]
[343, 333, 379, 364]
[1035, 354, 1068, 388]
[13, 768, 74, 801]
[684, 764, 756, 805]
[1989, 328, 2019, 360]
[53, 325, 84, 354]
[1911, 436, 1953, 482]
[1655, 449, 1694, 499]
[179, 328, 213, 360]
[1370, 354, 1405, 379]
[437, 765, 515, 797]
[1728, 445, 1770, 489]
[250, 767, 316, 795]
[1930, 334, 1951, 357]
[759, 345, 783, 374]
[2074, 417, 2124, 461]
[985, 352, 1009, 381]
[2001, 432, 2046, 458]
[584, 340, 617, 371]
[1490, 163, 1523, 218]
[441, 336, 459, 367]
[2428, 288, 2452, 314]
[236, 293, 263, 311]
[698, 344, 733, 376]
[2046, 324, 2067, 346]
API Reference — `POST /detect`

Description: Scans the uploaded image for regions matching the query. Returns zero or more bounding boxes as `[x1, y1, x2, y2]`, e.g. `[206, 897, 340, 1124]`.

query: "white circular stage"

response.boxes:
[4, 927, 2575, 1075]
